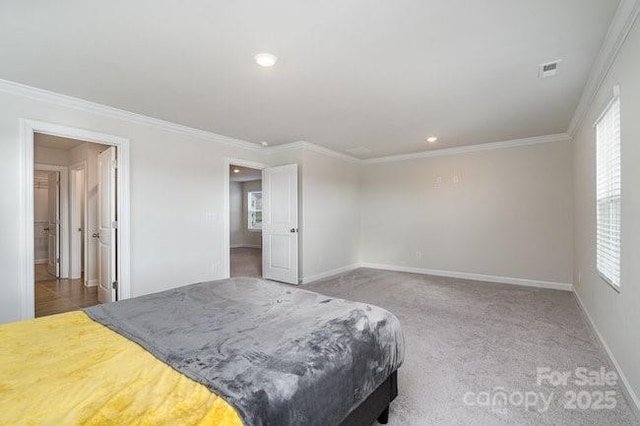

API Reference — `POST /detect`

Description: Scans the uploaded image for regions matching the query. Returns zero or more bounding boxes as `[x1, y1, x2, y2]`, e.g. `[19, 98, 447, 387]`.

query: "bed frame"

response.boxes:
[340, 370, 398, 426]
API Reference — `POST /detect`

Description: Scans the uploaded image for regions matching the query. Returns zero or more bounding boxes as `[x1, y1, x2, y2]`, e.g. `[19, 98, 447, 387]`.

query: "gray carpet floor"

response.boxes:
[304, 268, 639, 426]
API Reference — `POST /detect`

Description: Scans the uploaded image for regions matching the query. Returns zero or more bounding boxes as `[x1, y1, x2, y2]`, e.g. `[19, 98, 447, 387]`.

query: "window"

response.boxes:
[248, 191, 262, 230]
[595, 93, 621, 289]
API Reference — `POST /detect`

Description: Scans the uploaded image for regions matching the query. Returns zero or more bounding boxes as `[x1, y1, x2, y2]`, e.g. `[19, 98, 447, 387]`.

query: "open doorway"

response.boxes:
[229, 164, 263, 278]
[224, 159, 299, 284]
[33, 133, 118, 317]
[19, 119, 130, 320]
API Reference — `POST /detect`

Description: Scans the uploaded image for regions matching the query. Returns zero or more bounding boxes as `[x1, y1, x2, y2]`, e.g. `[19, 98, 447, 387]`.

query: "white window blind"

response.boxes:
[595, 96, 621, 288]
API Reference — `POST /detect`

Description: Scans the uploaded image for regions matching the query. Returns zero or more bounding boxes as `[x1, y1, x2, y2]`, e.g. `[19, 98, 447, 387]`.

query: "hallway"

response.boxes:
[35, 264, 98, 317]
[230, 247, 262, 278]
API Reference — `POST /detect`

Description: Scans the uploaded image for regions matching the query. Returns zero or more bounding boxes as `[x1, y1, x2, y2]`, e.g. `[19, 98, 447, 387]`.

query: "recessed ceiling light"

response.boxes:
[260, 141, 269, 147]
[254, 53, 277, 67]
[427, 136, 438, 143]
[233, 168, 240, 173]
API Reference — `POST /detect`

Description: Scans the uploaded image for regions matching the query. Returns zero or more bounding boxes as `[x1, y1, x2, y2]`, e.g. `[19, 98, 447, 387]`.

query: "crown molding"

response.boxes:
[265, 140, 361, 163]
[567, 0, 640, 136]
[0, 78, 261, 151]
[1, 78, 572, 165]
[266, 133, 571, 165]
[361, 133, 572, 164]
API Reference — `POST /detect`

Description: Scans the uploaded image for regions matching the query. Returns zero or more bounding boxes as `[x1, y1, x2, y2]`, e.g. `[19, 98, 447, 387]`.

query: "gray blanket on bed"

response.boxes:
[84, 277, 405, 426]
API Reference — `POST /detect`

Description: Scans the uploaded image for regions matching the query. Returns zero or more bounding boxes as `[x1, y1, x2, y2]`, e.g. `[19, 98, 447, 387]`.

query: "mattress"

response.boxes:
[1, 277, 405, 425]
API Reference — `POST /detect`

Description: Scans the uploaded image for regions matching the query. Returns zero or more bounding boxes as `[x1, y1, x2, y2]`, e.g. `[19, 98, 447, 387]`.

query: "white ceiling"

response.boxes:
[34, 133, 86, 150]
[0, 1, 620, 158]
[230, 165, 262, 182]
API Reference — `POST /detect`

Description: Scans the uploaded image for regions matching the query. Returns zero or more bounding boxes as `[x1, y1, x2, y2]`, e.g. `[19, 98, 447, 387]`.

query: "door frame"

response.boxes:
[34, 164, 69, 278]
[69, 160, 87, 281]
[223, 157, 266, 279]
[19, 119, 131, 320]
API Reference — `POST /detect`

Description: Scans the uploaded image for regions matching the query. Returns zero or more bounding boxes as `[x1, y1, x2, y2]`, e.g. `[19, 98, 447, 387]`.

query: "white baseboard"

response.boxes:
[574, 290, 640, 412]
[85, 278, 98, 287]
[230, 244, 262, 249]
[34, 259, 48, 265]
[359, 263, 573, 291]
[302, 263, 361, 284]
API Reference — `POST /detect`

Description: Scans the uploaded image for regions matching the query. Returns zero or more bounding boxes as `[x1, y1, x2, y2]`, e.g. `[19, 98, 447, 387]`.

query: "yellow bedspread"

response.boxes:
[0, 311, 243, 425]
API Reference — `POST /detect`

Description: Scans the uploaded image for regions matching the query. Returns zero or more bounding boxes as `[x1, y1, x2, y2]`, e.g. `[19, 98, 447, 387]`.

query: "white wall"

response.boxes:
[359, 140, 574, 285]
[268, 148, 361, 281]
[33, 173, 49, 263]
[33, 178, 49, 223]
[0, 88, 264, 323]
[573, 16, 640, 403]
[229, 181, 243, 247]
[240, 180, 262, 248]
[34, 145, 69, 166]
[0, 85, 362, 323]
[229, 180, 262, 248]
[301, 151, 360, 280]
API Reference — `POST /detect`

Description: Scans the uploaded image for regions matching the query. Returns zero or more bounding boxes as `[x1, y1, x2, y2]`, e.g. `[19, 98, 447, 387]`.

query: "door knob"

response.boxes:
[92, 232, 100, 238]
[290, 228, 298, 233]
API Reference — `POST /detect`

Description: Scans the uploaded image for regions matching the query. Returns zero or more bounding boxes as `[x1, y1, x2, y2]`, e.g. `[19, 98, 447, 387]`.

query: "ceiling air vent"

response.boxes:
[539, 60, 562, 78]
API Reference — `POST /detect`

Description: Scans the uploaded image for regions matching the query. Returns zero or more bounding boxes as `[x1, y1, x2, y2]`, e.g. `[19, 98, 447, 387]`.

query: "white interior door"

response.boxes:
[47, 172, 60, 277]
[262, 164, 299, 284]
[97, 147, 117, 303]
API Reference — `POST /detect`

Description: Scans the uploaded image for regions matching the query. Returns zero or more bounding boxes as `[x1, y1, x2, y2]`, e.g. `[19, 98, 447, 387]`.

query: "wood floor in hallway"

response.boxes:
[35, 264, 98, 317]
[230, 247, 262, 278]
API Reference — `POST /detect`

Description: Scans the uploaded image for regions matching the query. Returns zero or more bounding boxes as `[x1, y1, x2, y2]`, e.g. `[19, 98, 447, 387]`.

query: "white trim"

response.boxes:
[18, 120, 32, 319]
[20, 119, 132, 319]
[567, 0, 640, 136]
[69, 161, 86, 280]
[359, 263, 573, 291]
[223, 158, 267, 279]
[34, 163, 69, 279]
[1, 79, 573, 164]
[265, 134, 572, 165]
[362, 134, 572, 164]
[574, 290, 640, 411]
[35, 259, 48, 265]
[230, 244, 262, 249]
[0, 79, 261, 151]
[593, 92, 620, 128]
[86, 278, 98, 288]
[301, 263, 361, 284]
[0, 77, 581, 167]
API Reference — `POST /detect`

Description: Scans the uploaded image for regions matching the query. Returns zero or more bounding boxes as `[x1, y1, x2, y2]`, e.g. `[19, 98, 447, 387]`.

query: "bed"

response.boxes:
[0, 277, 405, 425]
